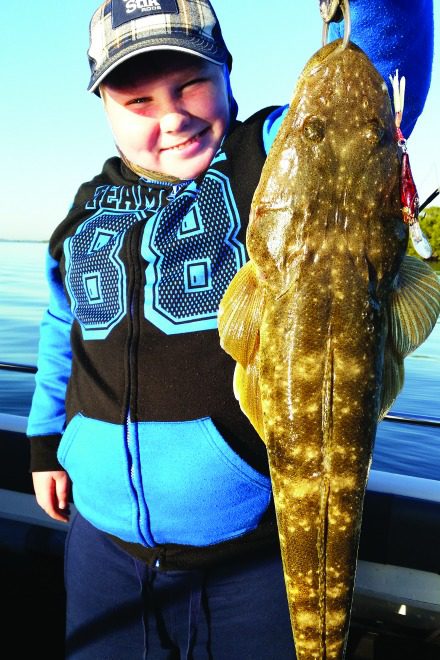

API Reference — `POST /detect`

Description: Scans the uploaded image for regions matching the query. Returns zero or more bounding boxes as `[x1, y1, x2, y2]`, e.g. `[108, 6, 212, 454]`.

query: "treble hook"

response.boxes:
[320, 0, 351, 48]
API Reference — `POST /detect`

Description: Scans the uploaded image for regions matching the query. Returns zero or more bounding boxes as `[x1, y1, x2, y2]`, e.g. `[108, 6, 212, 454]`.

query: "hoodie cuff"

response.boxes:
[29, 435, 63, 472]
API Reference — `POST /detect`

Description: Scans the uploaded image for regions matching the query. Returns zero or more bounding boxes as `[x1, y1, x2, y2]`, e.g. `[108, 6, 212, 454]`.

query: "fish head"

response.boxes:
[248, 39, 407, 301]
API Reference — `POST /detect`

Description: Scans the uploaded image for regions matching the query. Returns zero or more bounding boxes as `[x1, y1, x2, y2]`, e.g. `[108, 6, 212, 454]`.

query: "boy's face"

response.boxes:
[100, 52, 230, 180]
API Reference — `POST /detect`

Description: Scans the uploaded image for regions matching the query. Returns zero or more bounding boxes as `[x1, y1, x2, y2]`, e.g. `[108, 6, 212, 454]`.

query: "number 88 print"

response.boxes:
[65, 172, 246, 338]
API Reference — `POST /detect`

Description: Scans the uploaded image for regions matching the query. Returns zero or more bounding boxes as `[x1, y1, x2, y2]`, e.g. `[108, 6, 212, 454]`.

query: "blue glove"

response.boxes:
[329, 0, 434, 137]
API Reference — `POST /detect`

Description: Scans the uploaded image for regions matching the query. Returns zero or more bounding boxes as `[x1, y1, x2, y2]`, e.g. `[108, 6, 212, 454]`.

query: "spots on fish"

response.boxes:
[218, 38, 417, 660]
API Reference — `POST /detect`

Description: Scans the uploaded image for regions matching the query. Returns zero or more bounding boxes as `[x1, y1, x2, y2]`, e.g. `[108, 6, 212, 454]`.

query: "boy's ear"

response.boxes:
[97, 84, 107, 101]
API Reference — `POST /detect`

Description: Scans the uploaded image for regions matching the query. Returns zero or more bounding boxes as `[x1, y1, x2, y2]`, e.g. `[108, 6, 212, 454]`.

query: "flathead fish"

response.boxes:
[219, 39, 440, 659]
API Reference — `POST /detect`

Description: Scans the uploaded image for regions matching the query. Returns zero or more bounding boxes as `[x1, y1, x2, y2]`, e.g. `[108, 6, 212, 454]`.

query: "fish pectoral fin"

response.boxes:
[234, 358, 265, 442]
[218, 260, 265, 365]
[380, 255, 440, 420]
[381, 255, 440, 419]
[379, 342, 404, 420]
[389, 255, 440, 358]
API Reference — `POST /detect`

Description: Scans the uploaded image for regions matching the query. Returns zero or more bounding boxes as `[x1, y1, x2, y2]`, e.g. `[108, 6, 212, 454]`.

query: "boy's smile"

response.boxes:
[100, 52, 231, 180]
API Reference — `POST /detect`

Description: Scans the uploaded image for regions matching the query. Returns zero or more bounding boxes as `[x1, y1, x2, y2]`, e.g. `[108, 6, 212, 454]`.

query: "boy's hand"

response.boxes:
[32, 470, 71, 523]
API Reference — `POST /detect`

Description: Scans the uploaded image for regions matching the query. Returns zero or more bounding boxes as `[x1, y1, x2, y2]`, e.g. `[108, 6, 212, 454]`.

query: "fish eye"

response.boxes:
[364, 120, 386, 145]
[302, 115, 326, 143]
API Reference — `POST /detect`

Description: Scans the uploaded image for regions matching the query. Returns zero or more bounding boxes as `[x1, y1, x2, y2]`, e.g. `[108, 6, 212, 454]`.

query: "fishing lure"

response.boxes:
[389, 70, 432, 259]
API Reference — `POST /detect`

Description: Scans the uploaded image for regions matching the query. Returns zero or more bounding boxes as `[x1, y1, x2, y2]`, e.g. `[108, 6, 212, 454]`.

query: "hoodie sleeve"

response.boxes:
[263, 0, 434, 152]
[329, 0, 434, 137]
[27, 248, 73, 471]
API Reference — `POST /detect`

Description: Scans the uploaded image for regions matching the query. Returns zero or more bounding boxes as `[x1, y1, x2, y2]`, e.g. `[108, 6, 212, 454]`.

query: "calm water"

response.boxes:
[1, 241, 439, 480]
[0, 242, 49, 417]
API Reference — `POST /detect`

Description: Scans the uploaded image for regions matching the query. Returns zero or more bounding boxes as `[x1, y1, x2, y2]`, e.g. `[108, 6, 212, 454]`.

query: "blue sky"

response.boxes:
[1, 0, 438, 240]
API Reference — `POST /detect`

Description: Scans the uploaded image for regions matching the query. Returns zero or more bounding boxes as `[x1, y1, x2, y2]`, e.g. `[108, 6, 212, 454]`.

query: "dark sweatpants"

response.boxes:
[65, 512, 297, 659]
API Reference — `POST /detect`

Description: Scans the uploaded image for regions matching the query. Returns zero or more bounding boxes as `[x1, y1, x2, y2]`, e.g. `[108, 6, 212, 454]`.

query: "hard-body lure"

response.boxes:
[389, 69, 433, 259]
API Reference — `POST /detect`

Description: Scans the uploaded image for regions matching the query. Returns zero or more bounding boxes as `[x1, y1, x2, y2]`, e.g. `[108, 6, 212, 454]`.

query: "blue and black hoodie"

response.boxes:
[28, 108, 288, 569]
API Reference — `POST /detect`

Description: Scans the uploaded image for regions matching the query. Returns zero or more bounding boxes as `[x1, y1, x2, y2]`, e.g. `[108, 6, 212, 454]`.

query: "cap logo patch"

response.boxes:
[112, 0, 179, 28]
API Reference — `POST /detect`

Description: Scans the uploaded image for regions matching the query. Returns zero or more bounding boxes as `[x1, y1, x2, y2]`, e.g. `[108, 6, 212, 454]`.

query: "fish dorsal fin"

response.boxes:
[234, 360, 265, 442]
[218, 260, 265, 365]
[388, 255, 440, 358]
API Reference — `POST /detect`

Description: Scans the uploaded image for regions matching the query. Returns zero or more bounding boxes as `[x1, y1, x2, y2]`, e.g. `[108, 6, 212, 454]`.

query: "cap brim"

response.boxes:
[88, 44, 228, 94]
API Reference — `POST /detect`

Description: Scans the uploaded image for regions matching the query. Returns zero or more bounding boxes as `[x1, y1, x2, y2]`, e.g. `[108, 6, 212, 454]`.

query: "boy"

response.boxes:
[28, 0, 433, 657]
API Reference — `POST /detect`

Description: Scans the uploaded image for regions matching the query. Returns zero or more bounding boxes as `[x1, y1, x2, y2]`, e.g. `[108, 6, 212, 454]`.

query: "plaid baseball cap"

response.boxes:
[87, 0, 232, 93]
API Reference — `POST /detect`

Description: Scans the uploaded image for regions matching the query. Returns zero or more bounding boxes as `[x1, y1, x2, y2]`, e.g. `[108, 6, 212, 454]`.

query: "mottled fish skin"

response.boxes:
[251, 40, 406, 659]
[220, 35, 440, 658]
[226, 39, 405, 660]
